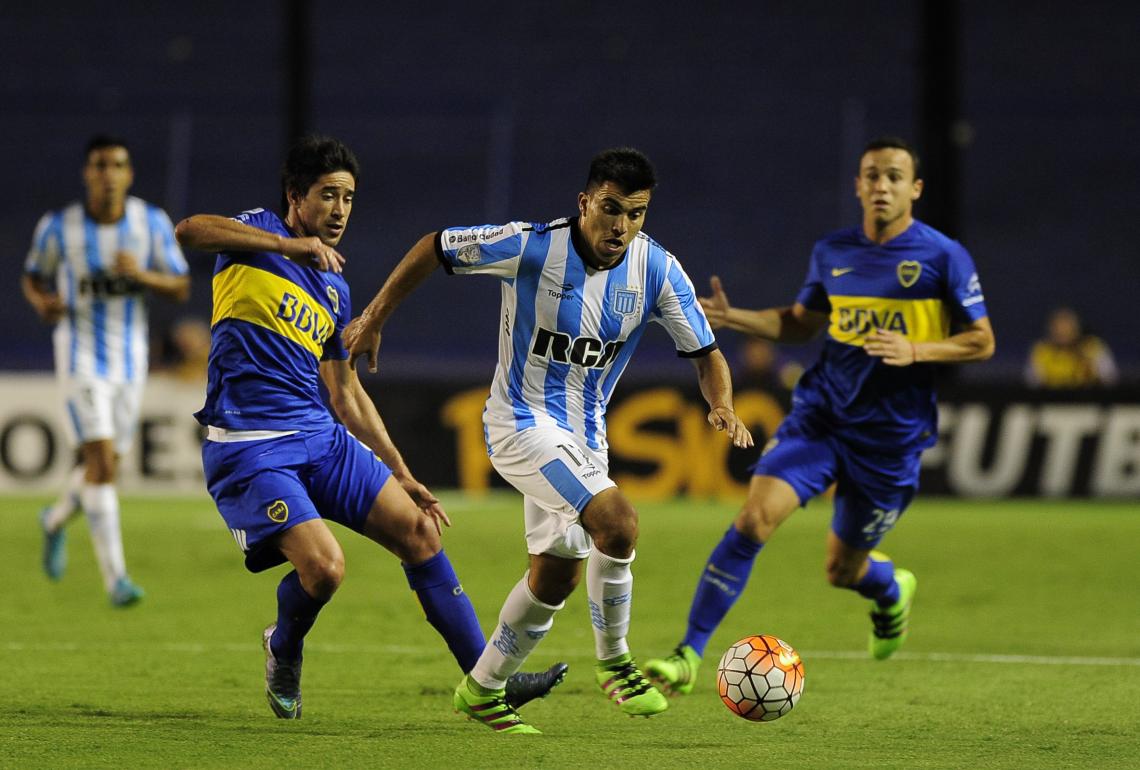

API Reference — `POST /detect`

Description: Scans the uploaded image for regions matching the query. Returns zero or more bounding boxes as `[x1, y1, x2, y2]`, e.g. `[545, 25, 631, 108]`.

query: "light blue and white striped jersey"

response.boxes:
[436, 217, 717, 452]
[24, 196, 189, 383]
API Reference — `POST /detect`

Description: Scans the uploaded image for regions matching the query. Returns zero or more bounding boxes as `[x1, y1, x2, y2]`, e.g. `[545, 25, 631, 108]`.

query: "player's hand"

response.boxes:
[707, 405, 754, 449]
[864, 329, 918, 366]
[113, 251, 143, 280]
[281, 236, 345, 273]
[400, 476, 451, 535]
[698, 275, 732, 329]
[33, 294, 67, 324]
[344, 316, 382, 373]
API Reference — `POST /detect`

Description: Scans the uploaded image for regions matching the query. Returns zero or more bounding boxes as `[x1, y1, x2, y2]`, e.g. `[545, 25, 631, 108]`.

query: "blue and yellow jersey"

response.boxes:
[194, 208, 351, 431]
[791, 219, 988, 452]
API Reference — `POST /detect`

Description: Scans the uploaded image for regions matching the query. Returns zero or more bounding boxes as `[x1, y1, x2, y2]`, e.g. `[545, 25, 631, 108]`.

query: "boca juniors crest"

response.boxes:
[896, 260, 922, 288]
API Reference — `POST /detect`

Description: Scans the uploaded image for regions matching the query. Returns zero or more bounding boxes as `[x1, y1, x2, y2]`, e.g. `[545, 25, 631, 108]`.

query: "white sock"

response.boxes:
[43, 466, 85, 532]
[80, 483, 126, 592]
[587, 545, 635, 661]
[470, 574, 563, 690]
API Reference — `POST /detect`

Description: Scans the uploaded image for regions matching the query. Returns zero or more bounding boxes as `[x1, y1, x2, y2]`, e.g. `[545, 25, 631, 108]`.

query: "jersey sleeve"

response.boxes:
[24, 212, 63, 278]
[651, 254, 718, 357]
[944, 242, 988, 324]
[145, 206, 190, 275]
[435, 222, 526, 279]
[793, 245, 829, 312]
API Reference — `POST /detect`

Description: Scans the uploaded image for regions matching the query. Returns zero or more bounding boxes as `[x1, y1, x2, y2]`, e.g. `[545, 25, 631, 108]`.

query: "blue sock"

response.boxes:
[854, 557, 900, 606]
[271, 570, 328, 661]
[403, 550, 486, 673]
[681, 526, 763, 657]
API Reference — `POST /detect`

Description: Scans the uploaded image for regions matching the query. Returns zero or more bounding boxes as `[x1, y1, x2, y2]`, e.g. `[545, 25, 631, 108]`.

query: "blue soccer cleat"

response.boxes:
[263, 624, 303, 719]
[110, 575, 145, 607]
[40, 507, 67, 581]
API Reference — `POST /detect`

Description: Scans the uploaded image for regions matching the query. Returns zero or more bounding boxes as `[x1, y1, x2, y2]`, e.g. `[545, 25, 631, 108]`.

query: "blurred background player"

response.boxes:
[345, 147, 753, 734]
[175, 135, 564, 721]
[646, 137, 995, 692]
[1025, 306, 1118, 388]
[22, 134, 190, 606]
[160, 316, 212, 383]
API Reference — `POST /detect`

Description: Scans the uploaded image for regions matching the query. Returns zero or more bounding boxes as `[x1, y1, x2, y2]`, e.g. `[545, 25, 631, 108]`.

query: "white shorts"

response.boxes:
[60, 377, 145, 454]
[489, 426, 617, 559]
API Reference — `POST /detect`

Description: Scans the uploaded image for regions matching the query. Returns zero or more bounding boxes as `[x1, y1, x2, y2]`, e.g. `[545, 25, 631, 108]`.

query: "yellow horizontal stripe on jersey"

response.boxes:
[211, 264, 335, 359]
[827, 295, 949, 346]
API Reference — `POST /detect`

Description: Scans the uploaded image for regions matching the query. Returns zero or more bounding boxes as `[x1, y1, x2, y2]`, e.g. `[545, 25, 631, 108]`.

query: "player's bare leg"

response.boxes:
[580, 488, 667, 717]
[647, 476, 797, 694]
[263, 519, 344, 719]
[826, 532, 916, 660]
[76, 439, 141, 606]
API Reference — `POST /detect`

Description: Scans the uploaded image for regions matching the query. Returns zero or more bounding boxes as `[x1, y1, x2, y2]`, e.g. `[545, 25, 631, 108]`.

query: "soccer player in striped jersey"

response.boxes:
[22, 134, 190, 606]
[175, 135, 565, 721]
[646, 137, 996, 694]
[345, 147, 754, 733]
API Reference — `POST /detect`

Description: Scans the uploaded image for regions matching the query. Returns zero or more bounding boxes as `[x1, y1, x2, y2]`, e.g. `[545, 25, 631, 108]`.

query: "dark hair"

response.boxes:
[861, 136, 921, 178]
[280, 135, 360, 213]
[586, 147, 657, 194]
[85, 134, 130, 160]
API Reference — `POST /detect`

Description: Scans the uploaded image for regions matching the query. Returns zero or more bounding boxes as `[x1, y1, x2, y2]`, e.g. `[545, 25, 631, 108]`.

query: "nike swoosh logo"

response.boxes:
[831, 267, 855, 277]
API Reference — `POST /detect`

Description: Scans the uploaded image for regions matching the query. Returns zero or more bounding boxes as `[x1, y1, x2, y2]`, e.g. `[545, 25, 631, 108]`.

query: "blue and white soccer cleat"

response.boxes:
[39, 507, 67, 581]
[109, 576, 145, 607]
[263, 624, 303, 719]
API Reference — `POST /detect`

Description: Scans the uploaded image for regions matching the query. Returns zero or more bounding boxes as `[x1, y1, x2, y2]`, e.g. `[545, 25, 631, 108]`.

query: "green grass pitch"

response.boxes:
[2, 493, 1137, 769]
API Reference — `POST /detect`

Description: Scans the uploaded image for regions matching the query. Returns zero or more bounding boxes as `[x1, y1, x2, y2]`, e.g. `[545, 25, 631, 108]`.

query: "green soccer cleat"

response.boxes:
[39, 507, 67, 581]
[263, 624, 302, 719]
[595, 653, 669, 717]
[453, 675, 541, 734]
[645, 644, 702, 696]
[109, 576, 145, 608]
[870, 568, 917, 660]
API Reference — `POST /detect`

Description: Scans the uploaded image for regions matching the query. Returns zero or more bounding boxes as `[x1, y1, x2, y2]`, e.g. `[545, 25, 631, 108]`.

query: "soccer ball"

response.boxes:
[716, 634, 805, 721]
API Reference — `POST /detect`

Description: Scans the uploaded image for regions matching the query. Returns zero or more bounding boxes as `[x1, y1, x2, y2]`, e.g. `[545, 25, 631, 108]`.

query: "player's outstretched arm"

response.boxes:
[174, 214, 344, 273]
[692, 349, 754, 449]
[319, 358, 450, 532]
[344, 232, 440, 373]
[699, 276, 825, 343]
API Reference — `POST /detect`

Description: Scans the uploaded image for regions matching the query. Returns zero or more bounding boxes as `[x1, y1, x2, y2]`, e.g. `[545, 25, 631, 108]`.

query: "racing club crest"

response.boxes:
[457, 244, 481, 265]
[612, 285, 641, 317]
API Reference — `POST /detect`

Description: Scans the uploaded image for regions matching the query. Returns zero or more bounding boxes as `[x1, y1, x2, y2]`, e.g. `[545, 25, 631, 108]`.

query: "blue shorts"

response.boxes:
[202, 423, 393, 572]
[751, 413, 922, 549]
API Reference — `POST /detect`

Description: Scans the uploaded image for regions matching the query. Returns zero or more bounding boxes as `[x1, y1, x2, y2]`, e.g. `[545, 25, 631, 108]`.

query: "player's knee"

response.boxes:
[582, 492, 638, 558]
[737, 500, 781, 543]
[303, 554, 345, 599]
[391, 512, 442, 563]
[591, 515, 637, 558]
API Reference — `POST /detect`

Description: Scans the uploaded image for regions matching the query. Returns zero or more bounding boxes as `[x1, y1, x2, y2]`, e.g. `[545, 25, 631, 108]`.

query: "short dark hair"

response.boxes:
[861, 136, 921, 178]
[586, 147, 657, 194]
[85, 134, 129, 160]
[280, 135, 360, 213]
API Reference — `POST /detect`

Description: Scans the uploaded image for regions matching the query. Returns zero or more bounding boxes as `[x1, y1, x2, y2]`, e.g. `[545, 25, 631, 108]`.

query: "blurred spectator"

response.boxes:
[161, 316, 212, 383]
[1025, 307, 1118, 388]
[735, 338, 803, 406]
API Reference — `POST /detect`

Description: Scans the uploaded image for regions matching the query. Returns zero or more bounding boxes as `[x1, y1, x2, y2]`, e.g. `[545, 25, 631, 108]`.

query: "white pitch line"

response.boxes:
[4, 641, 1140, 667]
[802, 649, 1140, 666]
